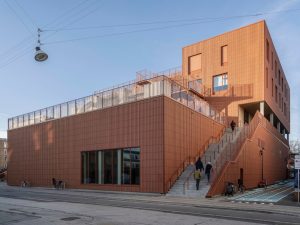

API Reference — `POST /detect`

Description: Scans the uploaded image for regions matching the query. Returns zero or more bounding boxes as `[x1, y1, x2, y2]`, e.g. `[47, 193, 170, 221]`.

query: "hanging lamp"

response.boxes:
[34, 28, 48, 62]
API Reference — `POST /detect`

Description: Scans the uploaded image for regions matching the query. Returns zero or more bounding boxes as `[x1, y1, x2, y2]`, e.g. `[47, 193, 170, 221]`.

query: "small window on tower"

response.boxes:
[221, 45, 228, 66]
[266, 67, 268, 88]
[266, 39, 269, 61]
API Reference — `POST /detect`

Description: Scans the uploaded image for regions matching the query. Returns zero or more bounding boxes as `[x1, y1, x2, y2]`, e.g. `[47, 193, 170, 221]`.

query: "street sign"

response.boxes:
[296, 155, 300, 205]
[295, 155, 300, 170]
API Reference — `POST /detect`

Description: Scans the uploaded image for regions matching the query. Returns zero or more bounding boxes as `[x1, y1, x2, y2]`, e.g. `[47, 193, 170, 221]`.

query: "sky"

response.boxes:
[0, 0, 299, 140]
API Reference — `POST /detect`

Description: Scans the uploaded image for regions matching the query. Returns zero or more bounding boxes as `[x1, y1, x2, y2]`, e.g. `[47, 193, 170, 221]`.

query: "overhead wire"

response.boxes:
[4, 0, 34, 36]
[43, 8, 300, 45]
[0, 47, 32, 70]
[1, 6, 299, 69]
[41, 0, 91, 29]
[42, 8, 300, 32]
[0, 0, 98, 62]
[0, 35, 33, 61]
[13, 0, 39, 28]
[0, 0, 105, 70]
[41, 0, 105, 41]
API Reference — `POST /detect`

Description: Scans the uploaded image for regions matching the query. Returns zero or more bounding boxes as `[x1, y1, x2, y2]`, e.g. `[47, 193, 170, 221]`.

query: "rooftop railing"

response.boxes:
[8, 72, 225, 130]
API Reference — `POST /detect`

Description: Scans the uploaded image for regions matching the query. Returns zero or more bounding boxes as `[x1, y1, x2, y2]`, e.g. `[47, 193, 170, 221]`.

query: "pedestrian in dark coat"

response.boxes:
[230, 120, 236, 132]
[205, 162, 213, 183]
[195, 157, 204, 171]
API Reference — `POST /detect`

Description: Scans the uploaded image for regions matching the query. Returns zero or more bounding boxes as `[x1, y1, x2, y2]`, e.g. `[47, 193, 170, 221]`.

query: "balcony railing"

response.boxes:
[8, 73, 225, 130]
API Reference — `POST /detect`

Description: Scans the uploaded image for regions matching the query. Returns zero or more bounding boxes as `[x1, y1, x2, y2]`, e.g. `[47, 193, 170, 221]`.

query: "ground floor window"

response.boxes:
[81, 147, 140, 185]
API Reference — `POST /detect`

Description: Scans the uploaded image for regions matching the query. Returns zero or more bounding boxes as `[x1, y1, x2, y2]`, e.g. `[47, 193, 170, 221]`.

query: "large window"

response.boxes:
[213, 73, 228, 92]
[82, 147, 140, 185]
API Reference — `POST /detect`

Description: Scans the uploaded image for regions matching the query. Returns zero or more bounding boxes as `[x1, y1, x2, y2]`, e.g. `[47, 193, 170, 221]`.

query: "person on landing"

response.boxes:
[230, 120, 236, 132]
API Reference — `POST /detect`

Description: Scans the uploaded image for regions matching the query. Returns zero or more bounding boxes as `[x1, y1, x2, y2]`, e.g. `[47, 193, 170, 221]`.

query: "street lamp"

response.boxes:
[34, 28, 48, 62]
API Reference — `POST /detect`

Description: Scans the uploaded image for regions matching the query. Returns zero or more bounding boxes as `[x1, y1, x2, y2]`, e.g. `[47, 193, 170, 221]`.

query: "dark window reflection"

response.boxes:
[81, 151, 98, 184]
[104, 151, 112, 184]
[81, 147, 140, 185]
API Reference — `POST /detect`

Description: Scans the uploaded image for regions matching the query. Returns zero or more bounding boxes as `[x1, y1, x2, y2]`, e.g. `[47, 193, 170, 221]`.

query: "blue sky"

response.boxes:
[0, 0, 299, 140]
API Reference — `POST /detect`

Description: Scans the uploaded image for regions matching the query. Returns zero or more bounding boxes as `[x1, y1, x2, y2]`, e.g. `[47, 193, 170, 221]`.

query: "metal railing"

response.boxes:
[166, 126, 226, 193]
[209, 111, 262, 187]
[206, 83, 254, 98]
[8, 73, 225, 130]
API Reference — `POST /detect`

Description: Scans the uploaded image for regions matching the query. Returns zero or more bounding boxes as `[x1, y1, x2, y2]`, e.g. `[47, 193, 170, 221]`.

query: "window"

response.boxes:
[221, 45, 228, 66]
[188, 79, 202, 93]
[266, 39, 269, 61]
[265, 68, 268, 88]
[213, 73, 228, 92]
[275, 85, 278, 103]
[275, 61, 277, 78]
[272, 78, 274, 97]
[278, 70, 281, 85]
[279, 92, 281, 107]
[82, 151, 98, 184]
[82, 147, 140, 185]
[271, 52, 273, 69]
[284, 85, 287, 98]
[284, 102, 286, 116]
[188, 54, 202, 74]
[281, 78, 283, 91]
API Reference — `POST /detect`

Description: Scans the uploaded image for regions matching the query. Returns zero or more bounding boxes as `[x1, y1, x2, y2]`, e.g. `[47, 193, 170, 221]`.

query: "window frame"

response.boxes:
[213, 73, 228, 92]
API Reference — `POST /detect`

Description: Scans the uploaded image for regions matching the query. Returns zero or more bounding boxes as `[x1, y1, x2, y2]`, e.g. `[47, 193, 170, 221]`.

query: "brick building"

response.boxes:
[7, 20, 290, 196]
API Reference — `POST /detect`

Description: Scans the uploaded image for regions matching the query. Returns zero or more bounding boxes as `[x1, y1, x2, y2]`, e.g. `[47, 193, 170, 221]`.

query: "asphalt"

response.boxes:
[0, 182, 300, 225]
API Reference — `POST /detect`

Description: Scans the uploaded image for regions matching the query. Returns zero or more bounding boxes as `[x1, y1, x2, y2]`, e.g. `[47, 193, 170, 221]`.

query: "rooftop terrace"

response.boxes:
[8, 68, 225, 130]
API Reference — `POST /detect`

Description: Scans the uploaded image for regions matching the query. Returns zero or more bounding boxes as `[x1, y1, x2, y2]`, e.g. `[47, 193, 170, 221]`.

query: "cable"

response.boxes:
[0, 0, 96, 61]
[0, 35, 33, 61]
[42, 8, 300, 32]
[14, 0, 38, 28]
[0, 0, 105, 70]
[4, 0, 34, 35]
[0, 0, 102, 67]
[42, 0, 91, 28]
[0, 47, 32, 70]
[43, 17, 258, 45]
[40, 0, 105, 43]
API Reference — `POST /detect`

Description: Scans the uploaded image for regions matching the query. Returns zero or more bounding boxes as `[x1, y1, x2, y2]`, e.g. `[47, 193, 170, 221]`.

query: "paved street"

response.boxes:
[0, 183, 300, 225]
[228, 180, 294, 203]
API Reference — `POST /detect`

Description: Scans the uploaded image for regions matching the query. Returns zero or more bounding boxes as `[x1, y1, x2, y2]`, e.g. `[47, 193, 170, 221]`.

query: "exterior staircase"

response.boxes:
[167, 127, 241, 197]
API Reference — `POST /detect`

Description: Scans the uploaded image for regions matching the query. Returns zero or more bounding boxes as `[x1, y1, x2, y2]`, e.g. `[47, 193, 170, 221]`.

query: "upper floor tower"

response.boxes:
[182, 20, 290, 136]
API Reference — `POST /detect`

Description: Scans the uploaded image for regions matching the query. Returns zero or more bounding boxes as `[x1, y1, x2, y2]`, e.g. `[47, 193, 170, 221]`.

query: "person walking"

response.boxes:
[194, 169, 201, 190]
[195, 157, 204, 171]
[205, 162, 213, 184]
[230, 120, 236, 132]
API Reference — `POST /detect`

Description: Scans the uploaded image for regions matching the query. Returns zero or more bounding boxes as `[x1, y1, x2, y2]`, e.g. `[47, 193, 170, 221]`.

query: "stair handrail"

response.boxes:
[207, 111, 262, 196]
[181, 126, 226, 194]
[166, 127, 225, 193]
